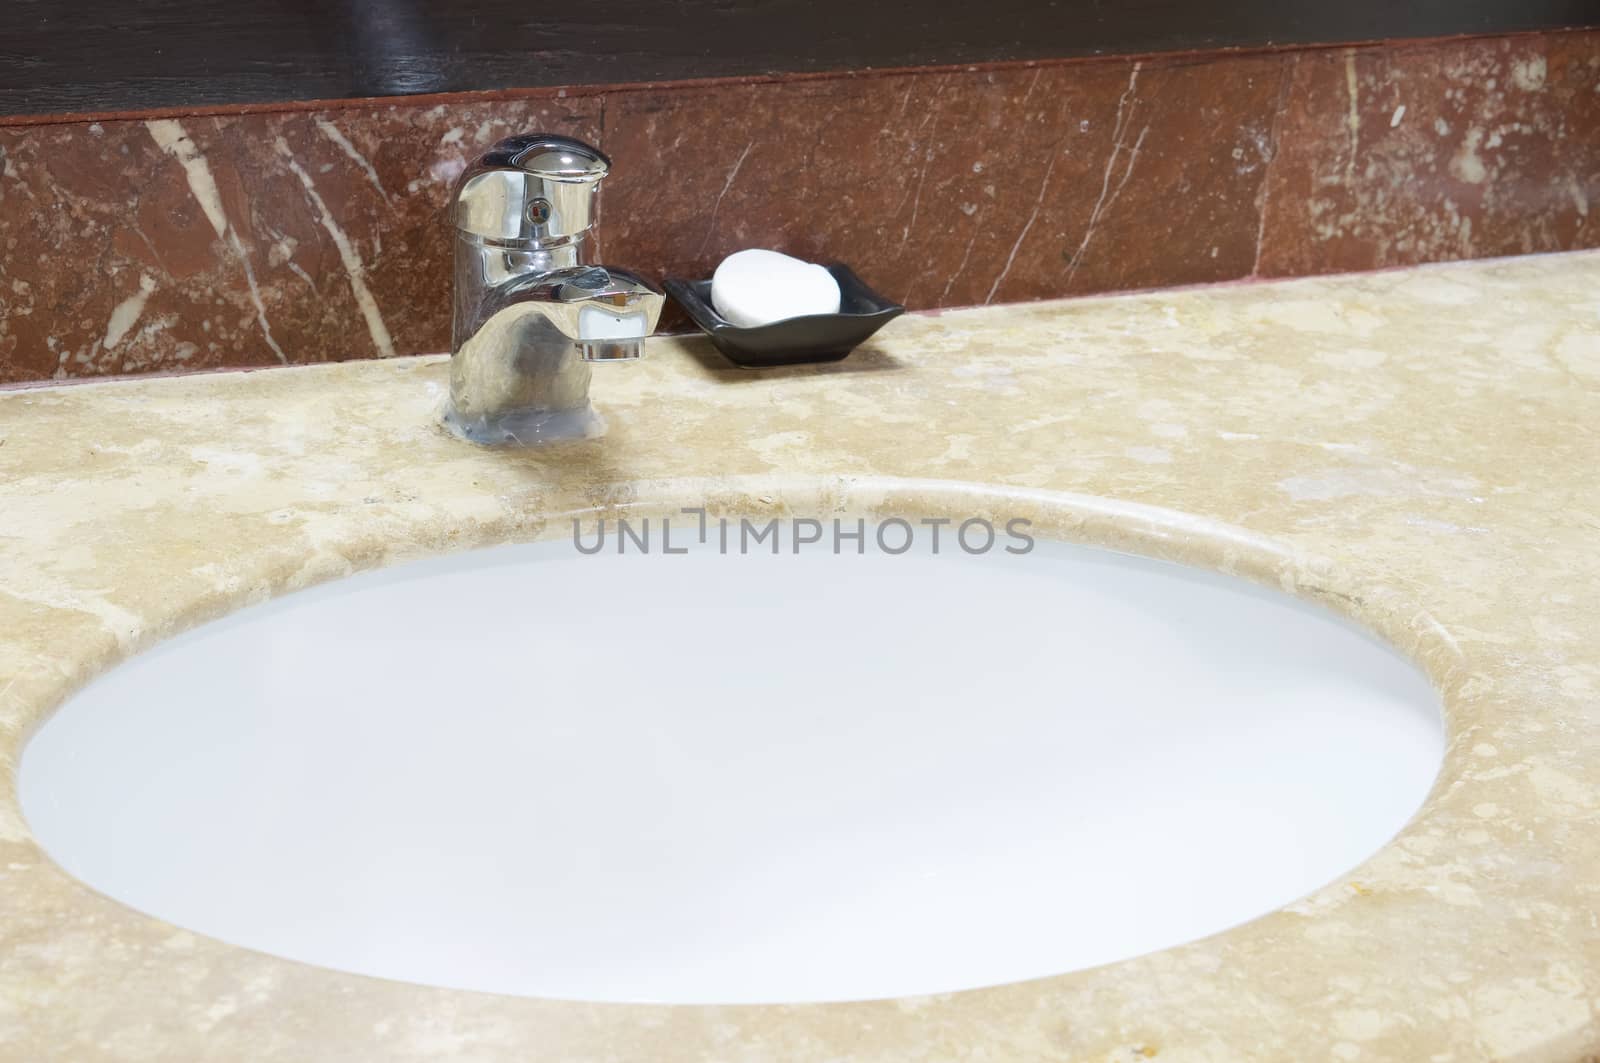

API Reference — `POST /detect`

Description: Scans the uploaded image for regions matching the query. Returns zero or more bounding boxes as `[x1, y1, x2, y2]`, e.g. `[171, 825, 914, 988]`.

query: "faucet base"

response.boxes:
[440, 401, 606, 447]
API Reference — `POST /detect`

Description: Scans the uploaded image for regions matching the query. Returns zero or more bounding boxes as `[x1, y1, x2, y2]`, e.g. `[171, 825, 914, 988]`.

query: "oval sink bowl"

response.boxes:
[20, 520, 1443, 1004]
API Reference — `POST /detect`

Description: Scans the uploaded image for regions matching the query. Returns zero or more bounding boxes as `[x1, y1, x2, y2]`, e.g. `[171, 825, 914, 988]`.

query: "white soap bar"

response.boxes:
[711, 249, 842, 327]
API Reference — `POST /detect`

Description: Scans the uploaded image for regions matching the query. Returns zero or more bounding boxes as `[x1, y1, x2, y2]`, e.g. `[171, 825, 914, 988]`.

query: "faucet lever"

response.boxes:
[453, 134, 610, 246]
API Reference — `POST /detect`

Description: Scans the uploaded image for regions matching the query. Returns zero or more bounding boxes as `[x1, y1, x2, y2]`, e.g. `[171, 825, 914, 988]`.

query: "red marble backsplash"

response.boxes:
[0, 30, 1595, 383]
[1259, 37, 1600, 273]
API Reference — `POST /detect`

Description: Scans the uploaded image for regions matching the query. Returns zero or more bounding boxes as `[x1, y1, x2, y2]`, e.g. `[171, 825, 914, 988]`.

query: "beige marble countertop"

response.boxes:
[3, 251, 1600, 1061]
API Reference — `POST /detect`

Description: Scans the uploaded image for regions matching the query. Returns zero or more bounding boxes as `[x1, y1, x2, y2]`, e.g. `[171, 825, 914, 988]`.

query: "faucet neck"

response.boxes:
[462, 231, 588, 282]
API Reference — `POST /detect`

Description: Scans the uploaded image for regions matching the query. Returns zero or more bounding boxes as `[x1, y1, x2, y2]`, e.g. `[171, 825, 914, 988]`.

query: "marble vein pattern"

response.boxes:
[0, 30, 1596, 384]
[1, 251, 1599, 1059]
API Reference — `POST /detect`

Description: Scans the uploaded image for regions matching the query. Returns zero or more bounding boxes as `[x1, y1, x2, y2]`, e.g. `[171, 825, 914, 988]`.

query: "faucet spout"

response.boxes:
[442, 135, 664, 446]
[445, 264, 663, 444]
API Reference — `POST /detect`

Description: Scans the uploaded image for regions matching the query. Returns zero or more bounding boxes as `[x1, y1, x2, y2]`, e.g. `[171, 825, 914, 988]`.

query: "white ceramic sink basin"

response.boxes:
[20, 519, 1443, 1004]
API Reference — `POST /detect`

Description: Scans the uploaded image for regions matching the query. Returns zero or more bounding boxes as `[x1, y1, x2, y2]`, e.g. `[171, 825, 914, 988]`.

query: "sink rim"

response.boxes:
[3, 475, 1474, 1036]
[18, 505, 1447, 1005]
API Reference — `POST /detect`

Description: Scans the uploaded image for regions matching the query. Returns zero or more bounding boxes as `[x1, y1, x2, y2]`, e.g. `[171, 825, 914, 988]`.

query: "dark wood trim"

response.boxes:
[4, 25, 1597, 128]
[4, 0, 1596, 120]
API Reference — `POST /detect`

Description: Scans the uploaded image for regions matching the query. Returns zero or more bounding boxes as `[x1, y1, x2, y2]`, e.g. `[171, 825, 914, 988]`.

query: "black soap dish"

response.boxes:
[664, 264, 904, 368]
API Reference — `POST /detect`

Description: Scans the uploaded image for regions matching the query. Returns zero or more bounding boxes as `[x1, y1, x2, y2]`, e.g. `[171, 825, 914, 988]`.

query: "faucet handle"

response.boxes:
[485, 134, 610, 182]
[453, 134, 611, 245]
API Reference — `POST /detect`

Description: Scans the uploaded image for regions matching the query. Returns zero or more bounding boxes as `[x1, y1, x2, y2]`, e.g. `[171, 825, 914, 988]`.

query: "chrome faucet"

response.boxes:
[443, 134, 665, 445]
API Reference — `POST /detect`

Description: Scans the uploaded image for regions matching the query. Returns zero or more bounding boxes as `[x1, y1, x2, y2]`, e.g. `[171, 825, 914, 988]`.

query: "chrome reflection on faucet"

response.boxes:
[444, 134, 665, 445]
